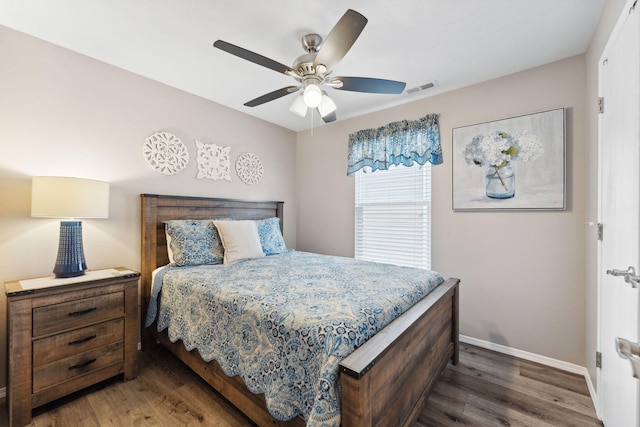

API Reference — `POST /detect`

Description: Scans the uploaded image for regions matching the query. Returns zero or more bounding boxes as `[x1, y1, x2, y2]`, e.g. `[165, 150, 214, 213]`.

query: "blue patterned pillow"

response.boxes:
[256, 217, 287, 255]
[164, 220, 224, 266]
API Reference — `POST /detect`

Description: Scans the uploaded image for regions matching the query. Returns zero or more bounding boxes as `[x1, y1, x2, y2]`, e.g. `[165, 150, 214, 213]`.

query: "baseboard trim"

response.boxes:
[459, 335, 599, 415]
[584, 368, 600, 417]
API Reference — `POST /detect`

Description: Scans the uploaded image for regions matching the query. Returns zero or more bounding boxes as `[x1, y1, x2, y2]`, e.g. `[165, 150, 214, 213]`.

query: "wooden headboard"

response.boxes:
[140, 194, 284, 345]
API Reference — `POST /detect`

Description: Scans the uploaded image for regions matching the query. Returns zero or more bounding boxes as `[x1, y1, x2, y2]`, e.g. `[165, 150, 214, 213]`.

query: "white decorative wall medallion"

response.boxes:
[195, 140, 231, 181]
[143, 131, 189, 175]
[236, 152, 263, 185]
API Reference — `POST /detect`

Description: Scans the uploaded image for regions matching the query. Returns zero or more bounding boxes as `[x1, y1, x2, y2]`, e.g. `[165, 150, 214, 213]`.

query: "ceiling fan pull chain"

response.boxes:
[311, 109, 314, 136]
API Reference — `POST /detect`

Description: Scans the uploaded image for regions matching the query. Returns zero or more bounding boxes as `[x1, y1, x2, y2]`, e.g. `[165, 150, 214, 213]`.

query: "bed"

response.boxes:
[140, 193, 460, 427]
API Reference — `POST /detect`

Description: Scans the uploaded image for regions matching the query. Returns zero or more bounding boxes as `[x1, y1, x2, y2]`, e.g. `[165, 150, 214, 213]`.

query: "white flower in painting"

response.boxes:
[512, 130, 544, 162]
[464, 130, 543, 168]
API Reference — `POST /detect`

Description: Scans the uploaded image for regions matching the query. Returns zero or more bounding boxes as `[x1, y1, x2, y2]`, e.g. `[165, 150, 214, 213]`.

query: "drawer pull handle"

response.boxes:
[68, 307, 97, 317]
[68, 335, 97, 346]
[68, 358, 97, 370]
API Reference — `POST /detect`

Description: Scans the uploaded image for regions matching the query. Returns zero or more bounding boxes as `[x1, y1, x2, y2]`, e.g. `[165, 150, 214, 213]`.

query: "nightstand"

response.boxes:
[5, 267, 139, 427]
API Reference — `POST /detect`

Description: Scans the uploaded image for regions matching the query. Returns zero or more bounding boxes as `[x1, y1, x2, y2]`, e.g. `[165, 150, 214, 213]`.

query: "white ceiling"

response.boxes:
[0, 0, 605, 132]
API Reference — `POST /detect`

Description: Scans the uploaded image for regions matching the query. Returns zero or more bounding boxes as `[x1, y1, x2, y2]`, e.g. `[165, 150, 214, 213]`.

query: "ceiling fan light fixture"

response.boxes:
[303, 83, 322, 108]
[289, 94, 308, 117]
[318, 92, 337, 117]
[214, 10, 406, 124]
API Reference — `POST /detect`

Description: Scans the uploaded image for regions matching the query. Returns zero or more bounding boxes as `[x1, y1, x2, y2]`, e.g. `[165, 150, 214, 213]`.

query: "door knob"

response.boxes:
[624, 274, 640, 288]
[606, 266, 636, 277]
[616, 337, 640, 379]
[606, 266, 640, 288]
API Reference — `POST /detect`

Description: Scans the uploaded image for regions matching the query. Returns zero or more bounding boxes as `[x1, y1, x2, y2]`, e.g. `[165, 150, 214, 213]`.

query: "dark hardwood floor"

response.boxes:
[0, 343, 602, 426]
[417, 344, 602, 427]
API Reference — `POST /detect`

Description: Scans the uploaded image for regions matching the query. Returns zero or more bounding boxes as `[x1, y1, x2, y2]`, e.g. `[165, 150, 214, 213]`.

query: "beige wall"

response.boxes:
[0, 26, 297, 389]
[297, 55, 588, 366]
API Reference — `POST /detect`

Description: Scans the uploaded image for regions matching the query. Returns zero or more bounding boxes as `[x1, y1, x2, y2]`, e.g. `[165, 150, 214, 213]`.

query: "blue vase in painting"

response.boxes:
[486, 163, 515, 199]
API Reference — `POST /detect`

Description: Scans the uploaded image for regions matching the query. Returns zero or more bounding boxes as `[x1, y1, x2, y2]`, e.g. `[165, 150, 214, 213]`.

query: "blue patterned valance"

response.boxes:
[347, 114, 442, 175]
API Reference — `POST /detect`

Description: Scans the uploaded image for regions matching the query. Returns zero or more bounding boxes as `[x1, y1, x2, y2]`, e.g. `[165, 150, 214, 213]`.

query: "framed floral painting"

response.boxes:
[452, 108, 565, 211]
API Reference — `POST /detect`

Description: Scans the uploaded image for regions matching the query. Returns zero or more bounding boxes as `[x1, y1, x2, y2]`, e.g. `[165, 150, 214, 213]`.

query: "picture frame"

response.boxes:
[452, 108, 565, 211]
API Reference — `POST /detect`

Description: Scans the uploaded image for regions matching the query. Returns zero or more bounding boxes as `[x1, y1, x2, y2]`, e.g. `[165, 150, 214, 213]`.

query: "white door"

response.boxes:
[598, 1, 640, 426]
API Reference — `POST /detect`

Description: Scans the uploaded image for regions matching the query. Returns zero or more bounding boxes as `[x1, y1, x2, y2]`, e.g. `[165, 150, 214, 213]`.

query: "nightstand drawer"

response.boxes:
[33, 318, 125, 367]
[33, 341, 124, 393]
[33, 292, 124, 337]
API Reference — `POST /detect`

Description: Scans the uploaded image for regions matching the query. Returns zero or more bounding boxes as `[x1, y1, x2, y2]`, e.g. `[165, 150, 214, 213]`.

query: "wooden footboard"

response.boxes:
[339, 277, 459, 427]
[140, 194, 459, 427]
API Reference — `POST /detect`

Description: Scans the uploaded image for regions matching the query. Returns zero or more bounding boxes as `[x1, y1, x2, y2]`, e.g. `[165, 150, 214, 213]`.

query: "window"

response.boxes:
[354, 163, 431, 270]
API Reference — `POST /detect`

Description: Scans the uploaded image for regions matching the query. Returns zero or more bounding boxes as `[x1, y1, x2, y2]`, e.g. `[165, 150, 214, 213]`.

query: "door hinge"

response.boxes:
[598, 97, 605, 114]
[596, 351, 602, 369]
[597, 223, 603, 241]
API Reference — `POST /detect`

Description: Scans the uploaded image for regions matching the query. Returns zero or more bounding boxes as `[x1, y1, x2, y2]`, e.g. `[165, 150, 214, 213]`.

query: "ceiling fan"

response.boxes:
[213, 9, 406, 123]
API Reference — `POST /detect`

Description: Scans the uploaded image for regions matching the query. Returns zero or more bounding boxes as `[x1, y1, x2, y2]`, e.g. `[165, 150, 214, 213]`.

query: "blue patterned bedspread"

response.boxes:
[145, 251, 443, 427]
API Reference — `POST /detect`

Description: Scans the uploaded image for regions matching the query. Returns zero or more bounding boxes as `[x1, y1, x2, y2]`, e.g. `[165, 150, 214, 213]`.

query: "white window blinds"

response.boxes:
[354, 164, 431, 270]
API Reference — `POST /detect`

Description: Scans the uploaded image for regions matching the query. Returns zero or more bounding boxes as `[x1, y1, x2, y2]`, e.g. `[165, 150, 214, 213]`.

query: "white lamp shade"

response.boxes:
[303, 84, 322, 108]
[289, 94, 308, 117]
[31, 176, 110, 218]
[318, 93, 337, 117]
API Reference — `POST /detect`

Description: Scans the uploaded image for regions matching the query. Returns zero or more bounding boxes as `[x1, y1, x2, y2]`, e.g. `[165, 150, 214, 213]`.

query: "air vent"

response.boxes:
[406, 81, 438, 94]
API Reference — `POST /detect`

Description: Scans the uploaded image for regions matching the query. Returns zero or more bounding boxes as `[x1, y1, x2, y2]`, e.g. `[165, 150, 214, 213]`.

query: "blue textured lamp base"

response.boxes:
[53, 221, 87, 278]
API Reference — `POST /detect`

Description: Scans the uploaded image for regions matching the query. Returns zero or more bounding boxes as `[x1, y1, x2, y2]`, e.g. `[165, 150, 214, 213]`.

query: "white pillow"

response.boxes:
[213, 220, 265, 264]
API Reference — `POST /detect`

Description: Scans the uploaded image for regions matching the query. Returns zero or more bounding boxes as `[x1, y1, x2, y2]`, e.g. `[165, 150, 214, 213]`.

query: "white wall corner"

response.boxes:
[459, 335, 599, 417]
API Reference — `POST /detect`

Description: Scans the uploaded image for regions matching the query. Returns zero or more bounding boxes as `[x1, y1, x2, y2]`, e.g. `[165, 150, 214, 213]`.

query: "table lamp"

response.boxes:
[31, 176, 110, 278]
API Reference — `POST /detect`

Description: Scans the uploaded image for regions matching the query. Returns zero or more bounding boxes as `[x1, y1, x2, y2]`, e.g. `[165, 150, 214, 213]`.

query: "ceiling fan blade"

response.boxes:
[332, 76, 406, 94]
[314, 9, 367, 72]
[244, 86, 299, 107]
[320, 110, 337, 123]
[214, 40, 293, 75]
